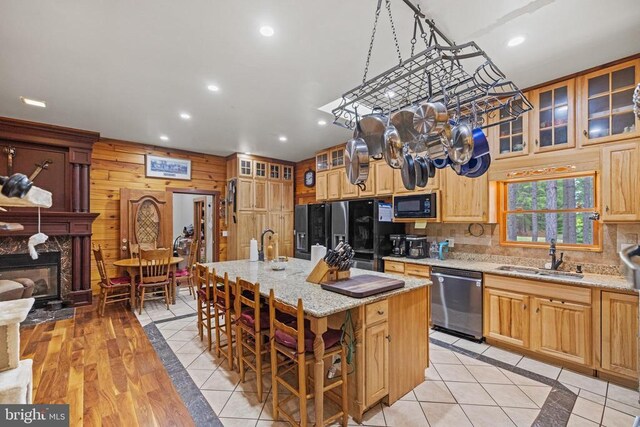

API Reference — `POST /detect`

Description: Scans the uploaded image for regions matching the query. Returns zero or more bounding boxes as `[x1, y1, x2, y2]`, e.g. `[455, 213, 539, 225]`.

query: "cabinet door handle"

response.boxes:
[522, 304, 527, 310]
[386, 335, 391, 342]
[377, 310, 385, 315]
[535, 139, 539, 146]
[536, 308, 540, 313]
[523, 141, 527, 148]
[605, 205, 610, 213]
[583, 129, 588, 137]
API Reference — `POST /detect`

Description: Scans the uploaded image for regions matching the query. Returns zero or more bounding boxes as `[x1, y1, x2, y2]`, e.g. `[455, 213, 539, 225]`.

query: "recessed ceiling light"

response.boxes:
[279, 136, 287, 142]
[20, 97, 46, 108]
[207, 84, 220, 92]
[507, 36, 525, 47]
[160, 135, 169, 141]
[180, 112, 191, 120]
[317, 120, 327, 126]
[260, 26, 274, 37]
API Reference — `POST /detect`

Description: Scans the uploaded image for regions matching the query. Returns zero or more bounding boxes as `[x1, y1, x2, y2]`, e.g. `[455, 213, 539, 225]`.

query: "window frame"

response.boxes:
[498, 172, 602, 252]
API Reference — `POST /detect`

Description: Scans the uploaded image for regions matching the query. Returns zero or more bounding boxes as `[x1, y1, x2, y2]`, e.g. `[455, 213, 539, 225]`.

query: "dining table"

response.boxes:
[113, 256, 184, 311]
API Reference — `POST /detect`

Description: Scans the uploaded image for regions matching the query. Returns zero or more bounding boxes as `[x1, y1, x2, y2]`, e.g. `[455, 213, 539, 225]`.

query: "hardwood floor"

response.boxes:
[20, 303, 194, 427]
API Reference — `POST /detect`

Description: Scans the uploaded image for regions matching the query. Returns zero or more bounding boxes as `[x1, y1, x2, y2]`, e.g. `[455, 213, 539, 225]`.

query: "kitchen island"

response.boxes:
[202, 258, 431, 424]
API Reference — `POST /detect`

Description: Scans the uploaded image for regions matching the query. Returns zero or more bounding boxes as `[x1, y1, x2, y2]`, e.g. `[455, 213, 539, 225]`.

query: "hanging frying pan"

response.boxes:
[465, 154, 491, 178]
[471, 127, 490, 158]
[391, 105, 420, 145]
[345, 137, 370, 188]
[448, 124, 475, 165]
[400, 149, 416, 191]
[414, 155, 430, 188]
[383, 98, 404, 169]
[413, 102, 448, 136]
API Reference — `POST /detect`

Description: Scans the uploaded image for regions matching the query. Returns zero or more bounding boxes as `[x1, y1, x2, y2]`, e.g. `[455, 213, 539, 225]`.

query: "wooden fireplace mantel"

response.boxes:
[0, 117, 100, 306]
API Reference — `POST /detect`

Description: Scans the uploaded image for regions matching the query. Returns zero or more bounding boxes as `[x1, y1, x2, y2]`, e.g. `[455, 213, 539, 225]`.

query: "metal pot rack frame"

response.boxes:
[332, 0, 533, 132]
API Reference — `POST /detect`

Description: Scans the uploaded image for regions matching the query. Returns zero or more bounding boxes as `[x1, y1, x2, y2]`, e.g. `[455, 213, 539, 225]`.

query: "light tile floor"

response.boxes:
[139, 289, 640, 426]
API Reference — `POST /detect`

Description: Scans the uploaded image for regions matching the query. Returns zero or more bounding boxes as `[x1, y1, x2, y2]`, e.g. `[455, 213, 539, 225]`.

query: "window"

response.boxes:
[500, 174, 600, 249]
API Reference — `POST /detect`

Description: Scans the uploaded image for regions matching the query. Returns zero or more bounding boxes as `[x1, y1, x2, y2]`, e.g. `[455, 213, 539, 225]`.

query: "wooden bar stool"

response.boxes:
[268, 289, 348, 427]
[213, 271, 235, 366]
[195, 264, 215, 348]
[235, 277, 270, 402]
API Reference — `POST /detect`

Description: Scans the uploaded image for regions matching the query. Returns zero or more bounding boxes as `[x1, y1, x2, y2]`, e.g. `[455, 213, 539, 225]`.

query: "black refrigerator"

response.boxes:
[294, 203, 331, 260]
[331, 199, 403, 271]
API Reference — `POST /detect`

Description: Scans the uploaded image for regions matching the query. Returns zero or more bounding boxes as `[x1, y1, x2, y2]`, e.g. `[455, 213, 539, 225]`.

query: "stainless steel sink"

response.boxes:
[497, 265, 584, 279]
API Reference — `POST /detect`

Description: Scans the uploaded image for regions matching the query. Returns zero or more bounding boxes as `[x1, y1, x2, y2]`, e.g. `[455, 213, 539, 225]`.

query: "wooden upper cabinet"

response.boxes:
[601, 142, 639, 221]
[254, 160, 268, 179]
[236, 178, 254, 211]
[442, 168, 488, 222]
[483, 288, 530, 348]
[330, 147, 345, 168]
[282, 182, 294, 212]
[316, 151, 330, 172]
[578, 59, 640, 146]
[340, 168, 358, 199]
[375, 162, 394, 196]
[326, 169, 342, 200]
[490, 93, 530, 159]
[254, 180, 268, 211]
[531, 80, 576, 153]
[238, 158, 253, 177]
[531, 297, 591, 366]
[601, 291, 639, 378]
[316, 171, 328, 201]
[267, 181, 282, 212]
[269, 163, 282, 180]
[282, 165, 294, 182]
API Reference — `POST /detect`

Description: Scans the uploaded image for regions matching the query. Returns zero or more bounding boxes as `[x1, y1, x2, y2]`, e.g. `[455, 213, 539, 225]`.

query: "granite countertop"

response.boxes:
[383, 256, 635, 292]
[202, 258, 431, 317]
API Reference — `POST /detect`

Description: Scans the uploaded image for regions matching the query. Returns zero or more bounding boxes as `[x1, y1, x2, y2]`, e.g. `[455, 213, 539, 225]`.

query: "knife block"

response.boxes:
[306, 259, 351, 285]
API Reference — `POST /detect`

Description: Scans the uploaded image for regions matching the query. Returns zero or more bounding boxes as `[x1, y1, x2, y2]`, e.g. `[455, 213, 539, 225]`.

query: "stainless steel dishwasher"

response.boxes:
[431, 266, 483, 341]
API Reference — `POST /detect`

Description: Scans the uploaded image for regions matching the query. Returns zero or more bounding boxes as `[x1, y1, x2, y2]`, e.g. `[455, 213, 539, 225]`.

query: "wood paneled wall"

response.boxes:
[295, 157, 316, 205]
[90, 139, 227, 293]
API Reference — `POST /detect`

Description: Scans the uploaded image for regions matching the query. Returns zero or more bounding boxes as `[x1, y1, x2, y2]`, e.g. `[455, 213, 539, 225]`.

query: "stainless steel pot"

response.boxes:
[357, 107, 387, 159]
[383, 103, 404, 169]
[391, 105, 420, 144]
[413, 102, 448, 135]
[345, 137, 370, 186]
[424, 134, 448, 160]
[448, 124, 475, 165]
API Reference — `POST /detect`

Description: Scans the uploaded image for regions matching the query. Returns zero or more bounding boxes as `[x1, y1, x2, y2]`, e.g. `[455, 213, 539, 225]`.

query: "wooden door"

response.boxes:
[193, 198, 206, 263]
[316, 172, 328, 201]
[237, 178, 254, 211]
[578, 59, 640, 146]
[365, 321, 389, 406]
[326, 170, 341, 200]
[601, 291, 638, 378]
[267, 181, 282, 212]
[236, 211, 255, 259]
[442, 168, 488, 222]
[254, 212, 267, 240]
[531, 297, 591, 366]
[254, 180, 268, 211]
[531, 81, 575, 153]
[120, 189, 169, 257]
[282, 182, 294, 212]
[281, 211, 293, 256]
[483, 288, 530, 348]
[340, 168, 358, 199]
[375, 162, 394, 196]
[601, 142, 639, 221]
[359, 164, 376, 197]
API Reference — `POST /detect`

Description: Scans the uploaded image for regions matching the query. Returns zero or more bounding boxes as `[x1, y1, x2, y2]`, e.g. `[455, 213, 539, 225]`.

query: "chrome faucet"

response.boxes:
[258, 228, 274, 261]
[549, 239, 564, 270]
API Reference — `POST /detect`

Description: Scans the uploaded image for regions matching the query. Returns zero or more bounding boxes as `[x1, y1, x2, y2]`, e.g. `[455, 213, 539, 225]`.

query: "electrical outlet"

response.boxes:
[447, 238, 455, 248]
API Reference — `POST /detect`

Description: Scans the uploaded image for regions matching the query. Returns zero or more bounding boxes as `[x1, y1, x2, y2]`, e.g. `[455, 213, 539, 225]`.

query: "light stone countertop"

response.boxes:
[383, 256, 636, 292]
[202, 258, 431, 318]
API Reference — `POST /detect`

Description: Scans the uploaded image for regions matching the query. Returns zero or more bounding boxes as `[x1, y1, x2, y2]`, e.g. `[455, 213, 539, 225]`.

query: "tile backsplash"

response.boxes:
[406, 223, 640, 275]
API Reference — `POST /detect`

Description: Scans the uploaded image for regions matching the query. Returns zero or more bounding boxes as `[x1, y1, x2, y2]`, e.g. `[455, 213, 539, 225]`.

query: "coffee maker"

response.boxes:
[390, 234, 406, 257]
[406, 235, 428, 259]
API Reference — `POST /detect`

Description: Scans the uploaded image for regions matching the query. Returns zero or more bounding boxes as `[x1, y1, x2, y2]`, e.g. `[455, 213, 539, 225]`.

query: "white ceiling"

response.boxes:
[0, 0, 638, 162]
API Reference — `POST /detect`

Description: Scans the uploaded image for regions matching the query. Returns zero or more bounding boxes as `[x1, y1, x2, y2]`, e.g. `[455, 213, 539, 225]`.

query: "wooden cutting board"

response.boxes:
[321, 274, 405, 298]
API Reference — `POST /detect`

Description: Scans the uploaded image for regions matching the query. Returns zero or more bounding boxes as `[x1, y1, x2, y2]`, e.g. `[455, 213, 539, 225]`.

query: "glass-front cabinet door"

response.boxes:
[579, 59, 640, 145]
[330, 147, 344, 168]
[254, 160, 267, 179]
[238, 158, 253, 177]
[490, 94, 529, 159]
[316, 151, 329, 172]
[282, 165, 293, 181]
[269, 163, 281, 180]
[532, 80, 575, 153]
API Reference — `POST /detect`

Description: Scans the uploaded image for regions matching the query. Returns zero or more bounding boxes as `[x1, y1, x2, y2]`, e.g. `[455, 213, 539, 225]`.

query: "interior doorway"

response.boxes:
[167, 188, 220, 264]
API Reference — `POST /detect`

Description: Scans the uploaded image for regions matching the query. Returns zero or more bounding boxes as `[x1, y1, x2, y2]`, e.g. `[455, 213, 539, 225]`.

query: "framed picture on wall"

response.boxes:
[145, 155, 192, 180]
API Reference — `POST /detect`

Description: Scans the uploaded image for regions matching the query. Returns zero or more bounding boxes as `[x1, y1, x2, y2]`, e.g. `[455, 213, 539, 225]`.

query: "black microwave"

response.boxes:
[393, 193, 437, 219]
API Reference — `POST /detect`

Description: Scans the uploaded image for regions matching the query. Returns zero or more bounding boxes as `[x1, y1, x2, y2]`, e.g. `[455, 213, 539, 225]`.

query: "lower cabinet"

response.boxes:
[364, 321, 389, 406]
[601, 291, 638, 378]
[483, 289, 530, 348]
[530, 297, 591, 366]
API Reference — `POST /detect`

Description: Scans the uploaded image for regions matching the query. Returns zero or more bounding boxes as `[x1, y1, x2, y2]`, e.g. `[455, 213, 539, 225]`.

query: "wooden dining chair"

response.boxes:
[195, 263, 215, 348]
[129, 241, 157, 259]
[92, 244, 132, 316]
[174, 238, 199, 299]
[213, 271, 236, 366]
[236, 278, 269, 402]
[269, 289, 348, 427]
[137, 248, 172, 314]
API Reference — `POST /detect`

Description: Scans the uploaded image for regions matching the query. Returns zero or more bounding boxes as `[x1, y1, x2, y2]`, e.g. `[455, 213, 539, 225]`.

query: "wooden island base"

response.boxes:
[326, 286, 430, 423]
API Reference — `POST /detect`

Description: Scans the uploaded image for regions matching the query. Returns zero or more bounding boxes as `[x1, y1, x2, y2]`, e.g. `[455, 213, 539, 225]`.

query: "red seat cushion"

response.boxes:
[109, 276, 131, 285]
[275, 327, 342, 353]
[172, 268, 191, 278]
[240, 307, 270, 330]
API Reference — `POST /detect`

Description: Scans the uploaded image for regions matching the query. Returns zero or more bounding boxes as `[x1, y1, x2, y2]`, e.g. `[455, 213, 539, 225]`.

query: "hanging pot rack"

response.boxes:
[332, 0, 532, 131]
